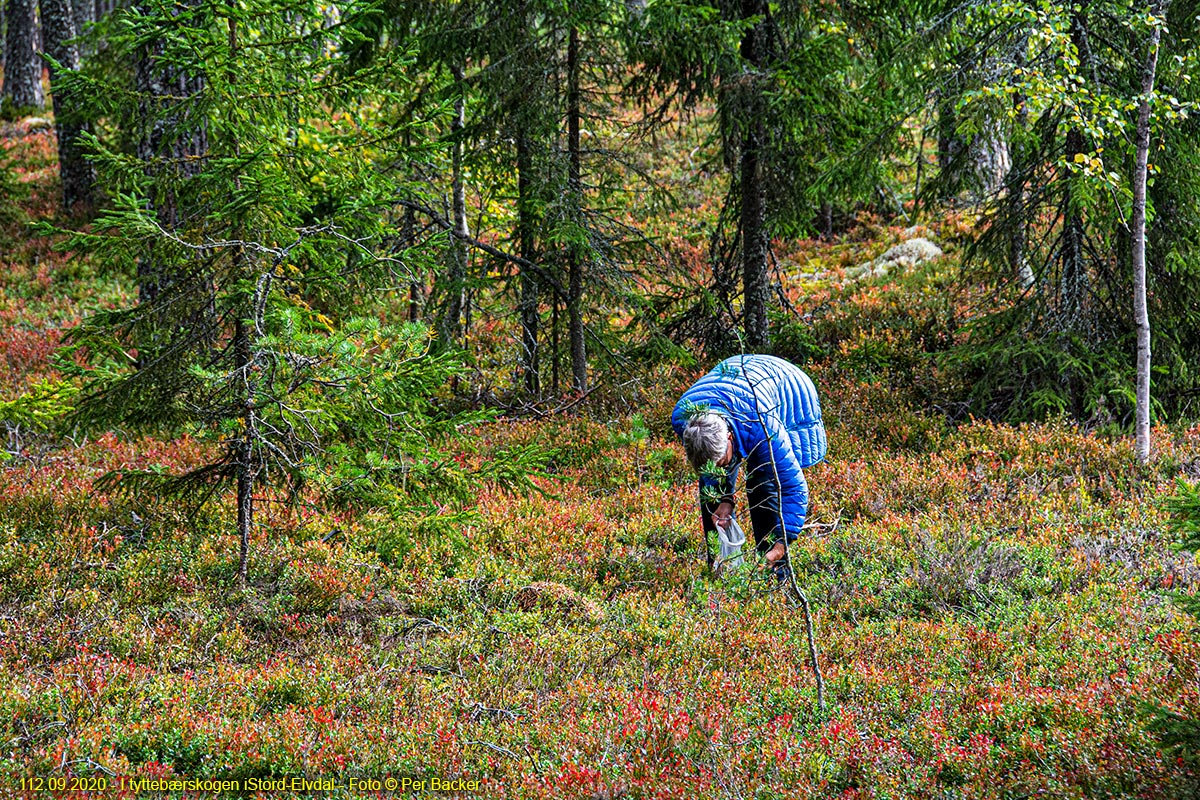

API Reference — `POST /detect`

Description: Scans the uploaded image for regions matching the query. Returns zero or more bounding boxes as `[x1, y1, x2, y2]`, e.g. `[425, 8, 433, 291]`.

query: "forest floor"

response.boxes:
[3, 120, 1200, 799]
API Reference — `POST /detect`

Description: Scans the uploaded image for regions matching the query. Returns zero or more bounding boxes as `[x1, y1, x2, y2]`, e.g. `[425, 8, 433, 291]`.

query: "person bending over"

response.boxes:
[671, 354, 827, 574]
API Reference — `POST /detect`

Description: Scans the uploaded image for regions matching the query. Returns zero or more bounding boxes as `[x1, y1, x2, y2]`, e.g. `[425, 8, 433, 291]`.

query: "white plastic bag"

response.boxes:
[716, 517, 746, 571]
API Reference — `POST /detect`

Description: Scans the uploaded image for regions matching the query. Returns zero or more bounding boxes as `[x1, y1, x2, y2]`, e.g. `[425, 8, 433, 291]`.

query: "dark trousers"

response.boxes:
[700, 462, 796, 559]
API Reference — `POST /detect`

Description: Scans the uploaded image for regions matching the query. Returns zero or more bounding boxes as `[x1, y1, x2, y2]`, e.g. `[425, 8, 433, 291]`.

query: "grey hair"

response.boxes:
[682, 413, 729, 471]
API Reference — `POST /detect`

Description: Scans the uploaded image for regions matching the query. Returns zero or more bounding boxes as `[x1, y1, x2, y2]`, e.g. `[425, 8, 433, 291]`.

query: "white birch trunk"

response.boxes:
[1132, 3, 1164, 463]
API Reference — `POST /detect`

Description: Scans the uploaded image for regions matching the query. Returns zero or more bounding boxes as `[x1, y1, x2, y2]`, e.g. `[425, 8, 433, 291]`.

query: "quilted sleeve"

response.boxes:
[745, 412, 809, 539]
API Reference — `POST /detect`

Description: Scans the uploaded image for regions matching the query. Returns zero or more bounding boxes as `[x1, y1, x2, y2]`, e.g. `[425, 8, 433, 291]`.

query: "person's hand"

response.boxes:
[762, 541, 787, 568]
[713, 501, 733, 529]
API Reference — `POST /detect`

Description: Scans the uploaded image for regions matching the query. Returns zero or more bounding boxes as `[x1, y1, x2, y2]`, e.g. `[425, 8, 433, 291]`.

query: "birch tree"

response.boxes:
[947, 0, 1197, 424]
[1132, 0, 1165, 463]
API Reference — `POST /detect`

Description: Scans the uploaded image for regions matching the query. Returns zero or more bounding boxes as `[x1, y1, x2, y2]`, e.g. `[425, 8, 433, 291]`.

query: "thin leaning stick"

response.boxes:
[738, 354, 827, 715]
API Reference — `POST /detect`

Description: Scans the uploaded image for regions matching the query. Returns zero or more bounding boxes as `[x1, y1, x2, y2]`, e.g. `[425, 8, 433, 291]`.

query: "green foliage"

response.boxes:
[677, 399, 710, 421]
[0, 379, 76, 432]
[943, 0, 1200, 423]
[1146, 479, 1200, 766]
[1165, 479, 1200, 618]
[1147, 708, 1200, 770]
[0, 98, 40, 122]
[623, 0, 745, 120]
[942, 318, 1139, 423]
[0, 146, 29, 229]
[769, 314, 826, 367]
[8, 0, 1200, 793]
[47, 0, 542, 573]
[0, 380, 77, 462]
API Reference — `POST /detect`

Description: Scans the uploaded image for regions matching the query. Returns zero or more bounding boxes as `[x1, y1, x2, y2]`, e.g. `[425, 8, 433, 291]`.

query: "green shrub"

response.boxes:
[1147, 479, 1200, 766]
[0, 145, 28, 229]
[940, 319, 1139, 424]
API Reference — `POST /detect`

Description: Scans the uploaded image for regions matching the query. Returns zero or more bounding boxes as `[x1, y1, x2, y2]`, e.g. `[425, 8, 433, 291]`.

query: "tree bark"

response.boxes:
[69, 0, 90, 51]
[1132, 4, 1163, 464]
[740, 0, 769, 351]
[971, 118, 1009, 199]
[936, 97, 964, 200]
[939, 94, 1008, 203]
[517, 133, 540, 394]
[409, 282, 420, 322]
[1006, 36, 1033, 290]
[68, 0, 90, 59]
[235, 317, 255, 585]
[134, 0, 207, 309]
[229, 12, 255, 585]
[2, 0, 45, 112]
[818, 201, 832, 241]
[741, 131, 769, 349]
[1060, 13, 1091, 334]
[40, 0, 94, 209]
[566, 23, 586, 391]
[1060, 125, 1088, 330]
[551, 290, 559, 395]
[439, 65, 468, 347]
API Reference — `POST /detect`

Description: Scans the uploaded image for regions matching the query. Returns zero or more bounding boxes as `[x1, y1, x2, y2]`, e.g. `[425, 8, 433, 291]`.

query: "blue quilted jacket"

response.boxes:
[671, 355, 827, 537]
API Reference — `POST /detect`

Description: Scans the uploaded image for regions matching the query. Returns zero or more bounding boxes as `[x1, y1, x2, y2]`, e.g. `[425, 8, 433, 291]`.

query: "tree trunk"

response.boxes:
[939, 94, 1007, 203]
[69, 0, 90, 58]
[40, 0, 94, 209]
[2, 0, 45, 112]
[234, 317, 255, 585]
[971, 118, 1009, 199]
[1007, 36, 1033, 290]
[229, 12, 255, 585]
[1060, 125, 1089, 330]
[1132, 5, 1163, 464]
[741, 132, 769, 349]
[69, 0, 89, 32]
[551, 291, 559, 395]
[1060, 13, 1091, 334]
[818, 201, 833, 241]
[936, 97, 964, 200]
[517, 133, 540, 395]
[740, 0, 769, 351]
[134, 0, 207, 309]
[566, 23, 586, 392]
[439, 65, 468, 348]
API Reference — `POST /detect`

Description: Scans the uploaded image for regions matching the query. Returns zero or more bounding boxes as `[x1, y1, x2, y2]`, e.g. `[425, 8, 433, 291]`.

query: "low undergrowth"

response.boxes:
[2, 127, 1200, 798]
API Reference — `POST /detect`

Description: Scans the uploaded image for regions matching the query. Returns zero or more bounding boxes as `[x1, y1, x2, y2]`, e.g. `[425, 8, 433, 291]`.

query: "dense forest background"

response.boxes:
[3, 0, 1200, 796]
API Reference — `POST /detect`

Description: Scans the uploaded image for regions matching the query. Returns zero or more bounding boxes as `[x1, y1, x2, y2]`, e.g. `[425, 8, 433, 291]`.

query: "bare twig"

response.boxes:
[395, 199, 569, 301]
[463, 740, 521, 760]
[468, 702, 521, 723]
[401, 617, 451, 637]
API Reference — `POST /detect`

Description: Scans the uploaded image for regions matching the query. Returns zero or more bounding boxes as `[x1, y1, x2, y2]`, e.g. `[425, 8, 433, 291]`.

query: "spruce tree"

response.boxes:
[357, 0, 650, 396]
[57, 0, 539, 581]
[628, 0, 896, 352]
